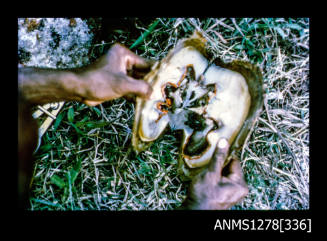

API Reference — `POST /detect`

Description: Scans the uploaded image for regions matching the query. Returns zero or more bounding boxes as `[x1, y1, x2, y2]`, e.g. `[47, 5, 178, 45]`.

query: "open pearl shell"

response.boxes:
[132, 31, 263, 178]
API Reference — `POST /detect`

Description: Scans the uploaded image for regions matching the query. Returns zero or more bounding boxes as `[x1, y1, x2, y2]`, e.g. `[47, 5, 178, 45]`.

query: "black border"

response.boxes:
[13, 15, 315, 238]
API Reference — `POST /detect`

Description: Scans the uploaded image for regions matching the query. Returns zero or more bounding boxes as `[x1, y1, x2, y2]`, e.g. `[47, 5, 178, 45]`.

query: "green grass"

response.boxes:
[29, 18, 309, 210]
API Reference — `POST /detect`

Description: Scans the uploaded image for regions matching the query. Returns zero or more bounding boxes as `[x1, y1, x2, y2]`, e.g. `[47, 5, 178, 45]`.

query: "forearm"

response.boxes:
[18, 44, 153, 106]
[18, 67, 89, 105]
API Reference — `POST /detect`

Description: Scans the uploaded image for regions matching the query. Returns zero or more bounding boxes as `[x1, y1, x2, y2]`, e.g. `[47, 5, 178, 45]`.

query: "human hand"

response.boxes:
[80, 43, 153, 106]
[181, 138, 248, 210]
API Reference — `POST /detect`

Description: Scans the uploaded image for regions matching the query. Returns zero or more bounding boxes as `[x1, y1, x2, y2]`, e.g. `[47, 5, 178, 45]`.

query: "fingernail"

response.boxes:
[218, 138, 228, 149]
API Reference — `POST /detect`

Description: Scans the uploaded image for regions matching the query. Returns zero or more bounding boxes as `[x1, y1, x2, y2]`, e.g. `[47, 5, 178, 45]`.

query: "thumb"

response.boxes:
[224, 158, 246, 184]
[207, 138, 229, 180]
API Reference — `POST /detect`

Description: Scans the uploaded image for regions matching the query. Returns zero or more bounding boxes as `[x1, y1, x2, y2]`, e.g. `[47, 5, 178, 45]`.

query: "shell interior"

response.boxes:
[132, 32, 263, 177]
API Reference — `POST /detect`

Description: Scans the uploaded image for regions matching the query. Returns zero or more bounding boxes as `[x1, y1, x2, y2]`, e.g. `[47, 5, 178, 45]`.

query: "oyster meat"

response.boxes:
[132, 32, 263, 177]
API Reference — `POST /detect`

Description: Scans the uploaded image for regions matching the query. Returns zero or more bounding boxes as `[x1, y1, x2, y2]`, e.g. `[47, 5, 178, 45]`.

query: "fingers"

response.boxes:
[206, 138, 230, 183]
[210, 138, 229, 170]
[83, 76, 152, 105]
[218, 137, 228, 149]
[126, 54, 152, 70]
[123, 75, 153, 100]
[214, 138, 229, 162]
[224, 158, 246, 185]
[84, 100, 103, 106]
[211, 139, 245, 185]
[111, 43, 152, 70]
